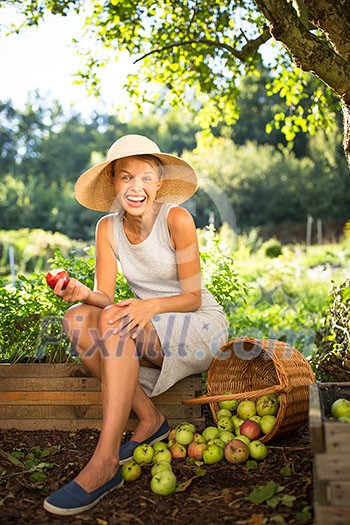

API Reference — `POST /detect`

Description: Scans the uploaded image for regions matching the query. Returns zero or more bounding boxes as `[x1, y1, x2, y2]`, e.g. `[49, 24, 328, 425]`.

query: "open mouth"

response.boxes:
[126, 195, 146, 204]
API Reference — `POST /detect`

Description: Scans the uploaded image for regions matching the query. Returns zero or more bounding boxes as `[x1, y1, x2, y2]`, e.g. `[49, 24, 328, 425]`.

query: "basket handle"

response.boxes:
[182, 384, 289, 406]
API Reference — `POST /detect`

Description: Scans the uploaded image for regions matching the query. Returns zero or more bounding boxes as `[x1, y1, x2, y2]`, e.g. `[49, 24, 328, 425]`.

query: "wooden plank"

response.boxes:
[0, 391, 102, 406]
[314, 505, 350, 525]
[0, 417, 205, 432]
[309, 383, 325, 453]
[328, 481, 350, 506]
[0, 402, 202, 420]
[314, 453, 350, 480]
[0, 363, 91, 378]
[0, 377, 101, 392]
[323, 420, 350, 452]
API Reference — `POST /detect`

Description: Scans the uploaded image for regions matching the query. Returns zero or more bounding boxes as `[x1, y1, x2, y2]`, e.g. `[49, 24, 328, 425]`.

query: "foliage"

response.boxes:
[198, 225, 249, 313]
[311, 278, 350, 381]
[0, 226, 248, 362]
[2, 0, 348, 155]
[263, 238, 283, 258]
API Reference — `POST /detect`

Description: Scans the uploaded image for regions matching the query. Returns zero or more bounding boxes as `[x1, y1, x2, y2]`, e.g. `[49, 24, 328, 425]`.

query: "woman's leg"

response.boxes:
[62, 303, 166, 489]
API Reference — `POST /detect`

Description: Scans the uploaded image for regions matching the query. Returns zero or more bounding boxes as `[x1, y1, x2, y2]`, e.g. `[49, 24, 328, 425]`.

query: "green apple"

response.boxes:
[260, 415, 277, 434]
[217, 416, 234, 432]
[203, 444, 224, 464]
[177, 422, 196, 433]
[235, 434, 251, 446]
[207, 438, 225, 449]
[218, 430, 235, 445]
[231, 415, 244, 430]
[218, 393, 238, 411]
[237, 400, 257, 420]
[249, 415, 262, 424]
[192, 432, 206, 444]
[331, 398, 350, 419]
[152, 448, 173, 464]
[121, 460, 142, 482]
[153, 442, 169, 453]
[175, 427, 194, 446]
[133, 443, 154, 464]
[202, 426, 220, 442]
[248, 440, 268, 460]
[151, 470, 177, 496]
[217, 408, 233, 419]
[256, 394, 279, 417]
[151, 461, 173, 477]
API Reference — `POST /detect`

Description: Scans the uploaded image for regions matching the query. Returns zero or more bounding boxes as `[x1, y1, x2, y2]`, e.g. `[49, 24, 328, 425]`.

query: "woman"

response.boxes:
[44, 134, 228, 515]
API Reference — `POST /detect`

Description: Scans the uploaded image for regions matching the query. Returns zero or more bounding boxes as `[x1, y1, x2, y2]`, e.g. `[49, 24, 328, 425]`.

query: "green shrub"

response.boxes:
[311, 278, 350, 381]
[262, 238, 283, 258]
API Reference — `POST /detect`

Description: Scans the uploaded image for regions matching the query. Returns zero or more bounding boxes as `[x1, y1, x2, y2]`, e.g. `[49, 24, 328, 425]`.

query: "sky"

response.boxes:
[0, 7, 134, 116]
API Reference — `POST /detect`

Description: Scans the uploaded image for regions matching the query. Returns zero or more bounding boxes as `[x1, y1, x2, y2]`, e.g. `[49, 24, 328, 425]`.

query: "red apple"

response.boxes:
[187, 441, 207, 461]
[239, 420, 262, 441]
[224, 439, 250, 464]
[46, 269, 70, 290]
[169, 443, 187, 459]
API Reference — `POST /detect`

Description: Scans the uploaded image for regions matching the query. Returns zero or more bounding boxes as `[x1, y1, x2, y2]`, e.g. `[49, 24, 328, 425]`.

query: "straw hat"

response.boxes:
[74, 134, 198, 212]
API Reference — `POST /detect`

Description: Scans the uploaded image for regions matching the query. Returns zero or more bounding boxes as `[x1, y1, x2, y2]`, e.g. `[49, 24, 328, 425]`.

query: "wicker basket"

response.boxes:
[182, 337, 315, 442]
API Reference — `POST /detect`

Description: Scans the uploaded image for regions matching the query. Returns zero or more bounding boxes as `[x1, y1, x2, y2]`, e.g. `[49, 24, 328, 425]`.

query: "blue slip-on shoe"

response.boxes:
[119, 419, 170, 465]
[43, 468, 124, 516]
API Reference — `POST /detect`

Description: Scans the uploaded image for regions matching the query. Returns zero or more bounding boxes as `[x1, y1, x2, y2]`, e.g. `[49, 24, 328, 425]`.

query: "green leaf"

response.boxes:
[246, 460, 258, 470]
[29, 470, 47, 482]
[267, 495, 280, 508]
[280, 466, 292, 477]
[246, 481, 279, 504]
[280, 493, 296, 507]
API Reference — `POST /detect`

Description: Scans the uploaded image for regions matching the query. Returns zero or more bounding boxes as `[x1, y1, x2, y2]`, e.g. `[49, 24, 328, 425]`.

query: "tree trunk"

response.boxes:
[255, 0, 350, 170]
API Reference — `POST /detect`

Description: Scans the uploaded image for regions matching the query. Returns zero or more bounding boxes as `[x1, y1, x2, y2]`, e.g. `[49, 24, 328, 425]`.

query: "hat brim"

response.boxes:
[74, 152, 198, 212]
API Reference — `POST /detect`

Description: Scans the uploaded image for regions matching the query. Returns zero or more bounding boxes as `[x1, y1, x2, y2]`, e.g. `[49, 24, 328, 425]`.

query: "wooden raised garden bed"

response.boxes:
[309, 382, 350, 525]
[0, 363, 204, 431]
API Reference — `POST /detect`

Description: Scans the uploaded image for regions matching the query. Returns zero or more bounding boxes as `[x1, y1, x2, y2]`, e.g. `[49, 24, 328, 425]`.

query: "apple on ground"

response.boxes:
[46, 269, 70, 290]
[260, 415, 277, 434]
[152, 448, 173, 464]
[192, 432, 206, 444]
[202, 426, 220, 442]
[169, 442, 187, 459]
[248, 440, 268, 460]
[239, 420, 262, 440]
[175, 427, 194, 446]
[237, 400, 257, 420]
[203, 444, 224, 464]
[121, 460, 142, 482]
[133, 443, 154, 464]
[218, 430, 235, 445]
[187, 441, 207, 461]
[207, 438, 225, 449]
[177, 422, 196, 432]
[151, 461, 173, 477]
[224, 439, 250, 464]
[151, 470, 177, 496]
[153, 442, 169, 453]
[331, 398, 350, 419]
[256, 394, 279, 416]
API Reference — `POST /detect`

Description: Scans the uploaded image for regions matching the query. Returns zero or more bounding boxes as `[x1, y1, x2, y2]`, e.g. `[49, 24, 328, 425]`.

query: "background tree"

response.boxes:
[2, 0, 349, 167]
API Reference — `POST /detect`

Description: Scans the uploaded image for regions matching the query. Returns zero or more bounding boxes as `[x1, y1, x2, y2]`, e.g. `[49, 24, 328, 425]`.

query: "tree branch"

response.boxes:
[133, 27, 271, 65]
[254, 0, 350, 103]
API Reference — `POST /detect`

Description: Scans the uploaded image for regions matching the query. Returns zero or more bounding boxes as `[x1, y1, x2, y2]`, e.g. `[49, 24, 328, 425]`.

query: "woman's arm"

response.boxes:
[54, 215, 117, 307]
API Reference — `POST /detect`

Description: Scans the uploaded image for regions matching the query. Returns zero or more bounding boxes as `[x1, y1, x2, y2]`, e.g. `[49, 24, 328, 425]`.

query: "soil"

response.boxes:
[0, 425, 313, 525]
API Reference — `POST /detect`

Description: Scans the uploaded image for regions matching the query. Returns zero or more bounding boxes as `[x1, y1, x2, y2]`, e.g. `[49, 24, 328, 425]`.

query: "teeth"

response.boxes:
[127, 196, 145, 202]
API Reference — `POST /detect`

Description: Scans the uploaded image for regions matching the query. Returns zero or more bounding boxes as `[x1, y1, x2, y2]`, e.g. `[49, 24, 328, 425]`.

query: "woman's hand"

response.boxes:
[53, 278, 90, 303]
[108, 298, 157, 339]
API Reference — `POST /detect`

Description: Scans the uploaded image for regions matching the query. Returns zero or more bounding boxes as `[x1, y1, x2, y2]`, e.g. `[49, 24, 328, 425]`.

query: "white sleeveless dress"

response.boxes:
[113, 203, 228, 397]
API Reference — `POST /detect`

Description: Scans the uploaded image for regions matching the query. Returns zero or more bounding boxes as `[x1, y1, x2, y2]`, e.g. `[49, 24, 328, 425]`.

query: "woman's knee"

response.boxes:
[62, 303, 99, 337]
[98, 304, 116, 336]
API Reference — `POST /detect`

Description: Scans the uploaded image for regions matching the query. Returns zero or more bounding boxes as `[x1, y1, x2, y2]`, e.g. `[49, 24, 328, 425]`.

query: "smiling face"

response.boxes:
[112, 155, 163, 215]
